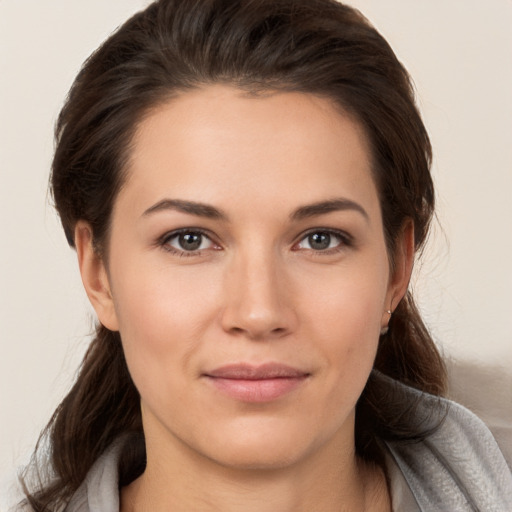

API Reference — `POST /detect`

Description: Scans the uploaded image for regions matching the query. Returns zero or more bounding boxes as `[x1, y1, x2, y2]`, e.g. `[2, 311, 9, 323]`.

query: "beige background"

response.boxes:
[1, 0, 511, 505]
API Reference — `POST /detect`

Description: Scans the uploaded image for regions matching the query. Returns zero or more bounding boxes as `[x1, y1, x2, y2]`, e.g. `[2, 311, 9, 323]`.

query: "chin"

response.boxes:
[191, 419, 332, 471]
[208, 441, 307, 471]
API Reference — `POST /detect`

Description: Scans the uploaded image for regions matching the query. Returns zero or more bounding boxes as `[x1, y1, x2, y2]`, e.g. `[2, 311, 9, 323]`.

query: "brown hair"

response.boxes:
[22, 0, 446, 509]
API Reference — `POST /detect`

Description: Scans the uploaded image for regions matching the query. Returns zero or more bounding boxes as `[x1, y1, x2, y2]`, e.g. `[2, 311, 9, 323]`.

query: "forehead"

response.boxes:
[120, 85, 379, 219]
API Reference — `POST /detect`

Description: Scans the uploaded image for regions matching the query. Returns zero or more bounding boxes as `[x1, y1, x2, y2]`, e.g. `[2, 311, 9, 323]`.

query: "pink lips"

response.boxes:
[204, 363, 309, 403]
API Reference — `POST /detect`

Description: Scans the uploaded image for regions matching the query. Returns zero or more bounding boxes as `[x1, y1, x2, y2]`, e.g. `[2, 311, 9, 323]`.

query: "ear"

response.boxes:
[75, 221, 119, 331]
[385, 219, 415, 312]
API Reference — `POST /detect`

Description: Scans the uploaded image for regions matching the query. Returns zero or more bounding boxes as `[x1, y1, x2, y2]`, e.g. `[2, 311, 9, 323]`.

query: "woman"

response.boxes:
[20, 0, 512, 510]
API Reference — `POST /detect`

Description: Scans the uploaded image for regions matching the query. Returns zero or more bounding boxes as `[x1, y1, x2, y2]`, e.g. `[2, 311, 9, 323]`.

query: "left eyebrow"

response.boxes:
[291, 198, 369, 222]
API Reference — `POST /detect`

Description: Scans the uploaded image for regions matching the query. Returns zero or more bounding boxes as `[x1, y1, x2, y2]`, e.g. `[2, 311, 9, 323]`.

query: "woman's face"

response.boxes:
[79, 85, 411, 470]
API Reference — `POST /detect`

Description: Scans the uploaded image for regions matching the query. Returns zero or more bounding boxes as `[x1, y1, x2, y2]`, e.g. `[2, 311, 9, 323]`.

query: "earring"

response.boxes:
[380, 310, 392, 335]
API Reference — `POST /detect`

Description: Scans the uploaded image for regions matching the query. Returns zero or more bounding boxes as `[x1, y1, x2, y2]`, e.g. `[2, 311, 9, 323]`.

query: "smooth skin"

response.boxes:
[75, 85, 414, 511]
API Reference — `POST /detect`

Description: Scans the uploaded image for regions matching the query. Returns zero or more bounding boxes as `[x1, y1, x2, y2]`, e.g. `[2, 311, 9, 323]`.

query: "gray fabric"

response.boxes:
[384, 452, 421, 511]
[63, 378, 512, 512]
[64, 439, 124, 512]
[384, 396, 512, 511]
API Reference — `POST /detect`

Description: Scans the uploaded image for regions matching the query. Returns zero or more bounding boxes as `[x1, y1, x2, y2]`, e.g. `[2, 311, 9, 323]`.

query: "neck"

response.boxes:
[120, 428, 389, 512]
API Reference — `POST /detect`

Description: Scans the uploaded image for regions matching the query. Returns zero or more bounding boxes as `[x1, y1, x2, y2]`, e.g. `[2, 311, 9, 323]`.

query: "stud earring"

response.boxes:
[380, 310, 392, 335]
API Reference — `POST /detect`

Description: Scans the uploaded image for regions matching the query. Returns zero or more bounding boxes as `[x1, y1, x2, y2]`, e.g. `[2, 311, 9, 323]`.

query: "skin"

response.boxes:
[76, 85, 414, 511]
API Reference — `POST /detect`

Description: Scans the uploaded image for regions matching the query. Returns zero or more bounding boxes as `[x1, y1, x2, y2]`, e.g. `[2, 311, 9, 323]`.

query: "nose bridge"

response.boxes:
[221, 242, 293, 338]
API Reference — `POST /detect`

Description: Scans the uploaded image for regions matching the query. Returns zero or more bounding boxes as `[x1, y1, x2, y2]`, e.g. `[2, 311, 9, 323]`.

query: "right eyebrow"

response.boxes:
[142, 199, 228, 220]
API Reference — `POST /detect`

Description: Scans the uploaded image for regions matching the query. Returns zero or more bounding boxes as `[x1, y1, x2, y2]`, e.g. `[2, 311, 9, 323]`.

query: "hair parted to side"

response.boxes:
[22, 0, 446, 509]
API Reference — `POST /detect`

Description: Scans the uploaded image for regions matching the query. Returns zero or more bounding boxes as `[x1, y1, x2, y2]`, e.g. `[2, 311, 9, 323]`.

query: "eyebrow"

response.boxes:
[291, 198, 369, 222]
[142, 199, 228, 220]
[142, 197, 369, 222]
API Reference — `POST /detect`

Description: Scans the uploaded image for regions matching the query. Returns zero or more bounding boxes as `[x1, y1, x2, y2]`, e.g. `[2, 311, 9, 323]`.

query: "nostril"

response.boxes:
[226, 324, 289, 340]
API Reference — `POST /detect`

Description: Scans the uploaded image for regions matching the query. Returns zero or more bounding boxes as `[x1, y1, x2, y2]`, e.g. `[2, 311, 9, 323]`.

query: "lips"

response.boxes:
[203, 363, 310, 403]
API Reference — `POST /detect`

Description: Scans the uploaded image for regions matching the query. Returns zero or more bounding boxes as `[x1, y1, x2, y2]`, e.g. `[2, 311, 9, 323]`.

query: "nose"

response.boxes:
[220, 249, 297, 340]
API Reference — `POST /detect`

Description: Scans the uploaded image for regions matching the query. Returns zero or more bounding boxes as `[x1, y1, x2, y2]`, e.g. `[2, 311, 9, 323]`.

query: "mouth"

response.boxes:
[203, 363, 310, 403]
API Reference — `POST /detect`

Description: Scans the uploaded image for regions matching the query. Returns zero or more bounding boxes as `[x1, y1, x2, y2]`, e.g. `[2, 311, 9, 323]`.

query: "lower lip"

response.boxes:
[206, 376, 307, 403]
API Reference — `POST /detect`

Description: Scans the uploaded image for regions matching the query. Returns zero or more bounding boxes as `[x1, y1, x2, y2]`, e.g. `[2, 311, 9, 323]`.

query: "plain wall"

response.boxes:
[1, 0, 511, 504]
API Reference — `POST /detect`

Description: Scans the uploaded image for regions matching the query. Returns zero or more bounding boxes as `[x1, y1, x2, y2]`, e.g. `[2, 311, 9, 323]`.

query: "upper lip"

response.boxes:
[204, 363, 310, 380]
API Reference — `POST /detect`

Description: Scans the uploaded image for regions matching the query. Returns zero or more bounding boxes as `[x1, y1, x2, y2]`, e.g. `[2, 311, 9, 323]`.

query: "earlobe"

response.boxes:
[74, 221, 119, 331]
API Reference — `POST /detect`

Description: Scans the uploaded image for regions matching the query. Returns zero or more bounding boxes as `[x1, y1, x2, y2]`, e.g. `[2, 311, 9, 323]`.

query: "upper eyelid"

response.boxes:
[156, 228, 218, 254]
[160, 227, 216, 243]
[295, 227, 353, 243]
[156, 227, 353, 250]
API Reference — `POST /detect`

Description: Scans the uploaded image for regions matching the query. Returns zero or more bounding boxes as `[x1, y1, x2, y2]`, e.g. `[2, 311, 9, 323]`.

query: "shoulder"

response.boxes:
[383, 377, 512, 511]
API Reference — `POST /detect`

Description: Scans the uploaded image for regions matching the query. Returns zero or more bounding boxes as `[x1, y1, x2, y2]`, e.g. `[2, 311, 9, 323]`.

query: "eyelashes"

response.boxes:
[157, 227, 354, 258]
[292, 229, 353, 253]
[158, 228, 220, 257]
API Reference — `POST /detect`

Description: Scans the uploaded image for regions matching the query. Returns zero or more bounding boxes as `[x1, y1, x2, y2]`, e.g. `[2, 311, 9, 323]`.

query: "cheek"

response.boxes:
[302, 260, 388, 340]
[299, 257, 389, 392]
[110, 268, 218, 427]
[108, 256, 222, 386]
[112, 252, 217, 331]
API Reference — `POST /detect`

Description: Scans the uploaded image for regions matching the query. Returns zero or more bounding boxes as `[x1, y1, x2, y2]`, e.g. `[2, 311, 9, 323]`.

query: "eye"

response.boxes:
[294, 230, 351, 252]
[161, 230, 218, 254]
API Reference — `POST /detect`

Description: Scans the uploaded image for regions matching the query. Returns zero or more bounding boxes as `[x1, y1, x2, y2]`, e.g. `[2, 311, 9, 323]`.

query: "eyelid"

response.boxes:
[155, 226, 353, 256]
[292, 228, 354, 251]
[158, 227, 221, 256]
